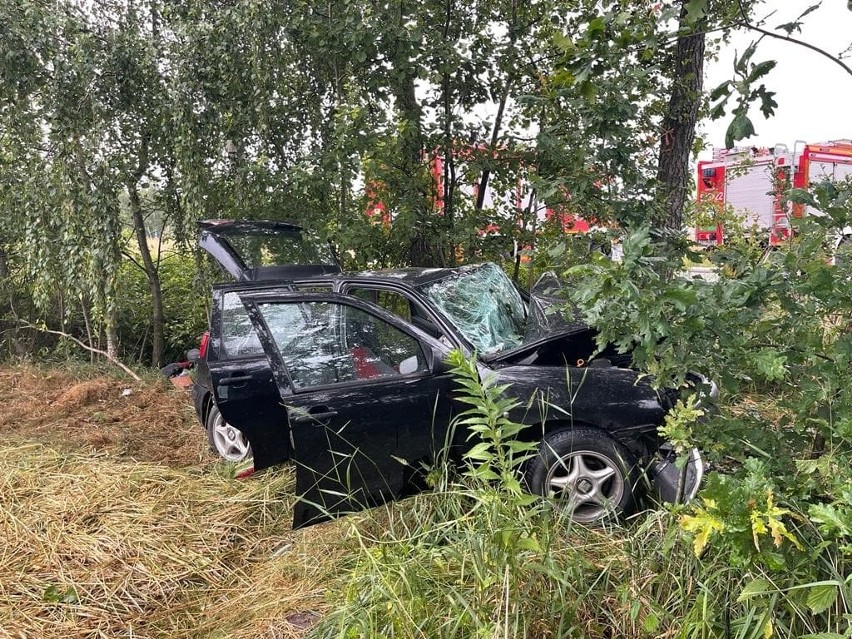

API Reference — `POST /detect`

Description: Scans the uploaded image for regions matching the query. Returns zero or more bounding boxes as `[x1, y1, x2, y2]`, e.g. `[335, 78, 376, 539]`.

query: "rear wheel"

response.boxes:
[206, 404, 252, 463]
[525, 427, 636, 524]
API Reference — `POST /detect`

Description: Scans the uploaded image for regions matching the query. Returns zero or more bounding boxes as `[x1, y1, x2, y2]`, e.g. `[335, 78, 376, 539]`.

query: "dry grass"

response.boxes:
[0, 366, 204, 466]
[0, 366, 349, 639]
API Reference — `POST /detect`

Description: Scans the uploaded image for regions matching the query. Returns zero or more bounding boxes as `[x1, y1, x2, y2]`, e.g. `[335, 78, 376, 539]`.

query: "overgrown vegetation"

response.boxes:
[0, 365, 343, 639]
[311, 351, 696, 638]
[559, 180, 852, 638]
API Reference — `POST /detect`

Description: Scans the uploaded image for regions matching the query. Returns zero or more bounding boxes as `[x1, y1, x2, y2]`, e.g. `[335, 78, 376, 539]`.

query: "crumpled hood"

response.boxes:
[523, 271, 589, 343]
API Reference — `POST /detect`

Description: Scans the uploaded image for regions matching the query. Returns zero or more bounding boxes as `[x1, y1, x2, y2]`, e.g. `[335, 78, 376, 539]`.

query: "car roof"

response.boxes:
[213, 263, 488, 294]
[340, 265, 475, 288]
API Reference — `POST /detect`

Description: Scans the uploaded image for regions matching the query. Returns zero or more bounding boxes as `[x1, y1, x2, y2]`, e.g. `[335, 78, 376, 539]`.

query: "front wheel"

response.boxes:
[206, 404, 252, 463]
[525, 427, 636, 524]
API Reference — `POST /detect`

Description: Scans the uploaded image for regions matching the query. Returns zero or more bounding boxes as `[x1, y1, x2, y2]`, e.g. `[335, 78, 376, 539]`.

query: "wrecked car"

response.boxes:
[192, 220, 707, 528]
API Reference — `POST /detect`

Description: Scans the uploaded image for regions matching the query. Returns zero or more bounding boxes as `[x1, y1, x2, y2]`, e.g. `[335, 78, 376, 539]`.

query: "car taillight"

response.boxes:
[199, 331, 210, 359]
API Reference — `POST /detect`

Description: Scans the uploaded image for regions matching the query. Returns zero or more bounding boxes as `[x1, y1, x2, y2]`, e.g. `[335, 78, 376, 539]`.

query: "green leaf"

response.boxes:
[735, 42, 759, 75]
[516, 536, 541, 552]
[725, 113, 755, 148]
[43, 584, 79, 604]
[753, 349, 787, 381]
[709, 80, 732, 102]
[806, 584, 838, 614]
[747, 60, 776, 83]
[663, 286, 697, 311]
[737, 577, 772, 602]
[643, 611, 660, 633]
[465, 442, 493, 461]
[684, 0, 708, 24]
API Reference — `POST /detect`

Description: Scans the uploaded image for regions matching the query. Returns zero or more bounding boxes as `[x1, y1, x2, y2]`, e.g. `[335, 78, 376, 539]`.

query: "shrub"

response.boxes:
[562, 179, 852, 638]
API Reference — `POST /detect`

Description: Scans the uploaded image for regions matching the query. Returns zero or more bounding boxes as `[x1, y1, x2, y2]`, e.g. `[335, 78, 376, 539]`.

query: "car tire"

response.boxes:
[206, 404, 252, 463]
[525, 427, 636, 524]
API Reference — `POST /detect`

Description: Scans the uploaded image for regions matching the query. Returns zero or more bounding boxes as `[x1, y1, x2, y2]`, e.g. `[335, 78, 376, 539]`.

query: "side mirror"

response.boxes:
[186, 348, 201, 363]
[425, 345, 452, 375]
[399, 355, 420, 375]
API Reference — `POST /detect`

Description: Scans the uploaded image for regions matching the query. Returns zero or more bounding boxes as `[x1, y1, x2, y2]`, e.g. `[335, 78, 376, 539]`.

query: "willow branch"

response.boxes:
[18, 321, 142, 381]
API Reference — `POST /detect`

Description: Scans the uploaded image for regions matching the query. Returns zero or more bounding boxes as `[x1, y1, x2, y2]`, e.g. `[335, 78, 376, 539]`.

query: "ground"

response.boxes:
[0, 365, 348, 639]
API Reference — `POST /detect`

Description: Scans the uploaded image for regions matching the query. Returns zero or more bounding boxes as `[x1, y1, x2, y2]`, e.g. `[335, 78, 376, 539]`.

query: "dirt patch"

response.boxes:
[0, 365, 208, 467]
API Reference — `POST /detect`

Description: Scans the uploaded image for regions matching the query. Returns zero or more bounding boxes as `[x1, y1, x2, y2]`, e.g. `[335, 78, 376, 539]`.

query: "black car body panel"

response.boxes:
[192, 220, 341, 463]
[235, 291, 455, 527]
[493, 365, 666, 437]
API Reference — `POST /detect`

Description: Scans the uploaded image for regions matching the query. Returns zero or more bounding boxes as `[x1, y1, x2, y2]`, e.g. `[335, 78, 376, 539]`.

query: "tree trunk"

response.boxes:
[397, 68, 436, 266]
[391, 1, 443, 267]
[655, 0, 706, 230]
[127, 181, 165, 367]
[105, 308, 119, 361]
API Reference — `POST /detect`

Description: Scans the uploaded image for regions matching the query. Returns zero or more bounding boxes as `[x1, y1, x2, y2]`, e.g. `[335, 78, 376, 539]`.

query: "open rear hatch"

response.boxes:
[199, 219, 341, 281]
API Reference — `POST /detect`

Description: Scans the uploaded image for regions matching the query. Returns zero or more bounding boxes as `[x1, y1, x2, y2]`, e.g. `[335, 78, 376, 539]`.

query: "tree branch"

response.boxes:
[734, 1, 852, 78]
[18, 321, 142, 381]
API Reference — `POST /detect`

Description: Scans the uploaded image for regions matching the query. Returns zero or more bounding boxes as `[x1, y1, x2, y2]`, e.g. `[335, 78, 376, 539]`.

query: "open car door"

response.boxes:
[198, 219, 341, 281]
[238, 291, 454, 529]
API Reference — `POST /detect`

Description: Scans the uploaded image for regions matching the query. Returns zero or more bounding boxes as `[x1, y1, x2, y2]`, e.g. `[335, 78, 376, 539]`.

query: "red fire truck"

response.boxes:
[695, 140, 852, 245]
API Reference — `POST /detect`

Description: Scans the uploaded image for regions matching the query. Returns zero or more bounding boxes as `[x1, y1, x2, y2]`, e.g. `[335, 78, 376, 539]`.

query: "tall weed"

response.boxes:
[311, 351, 673, 638]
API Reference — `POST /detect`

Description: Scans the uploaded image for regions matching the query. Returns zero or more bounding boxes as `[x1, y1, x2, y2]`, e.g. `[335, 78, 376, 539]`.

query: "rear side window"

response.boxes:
[219, 286, 333, 359]
[221, 292, 264, 358]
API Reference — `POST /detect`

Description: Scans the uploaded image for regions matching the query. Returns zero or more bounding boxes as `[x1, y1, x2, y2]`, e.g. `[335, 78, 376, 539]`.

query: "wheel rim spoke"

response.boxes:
[212, 415, 251, 461]
[545, 449, 625, 522]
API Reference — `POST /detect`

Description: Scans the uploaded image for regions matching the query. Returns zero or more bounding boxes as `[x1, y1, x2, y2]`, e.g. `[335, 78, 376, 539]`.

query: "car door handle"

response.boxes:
[220, 374, 253, 385]
[291, 410, 338, 425]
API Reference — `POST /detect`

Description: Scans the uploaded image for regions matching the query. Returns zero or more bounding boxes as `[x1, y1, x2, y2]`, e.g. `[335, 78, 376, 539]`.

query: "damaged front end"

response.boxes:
[649, 445, 705, 504]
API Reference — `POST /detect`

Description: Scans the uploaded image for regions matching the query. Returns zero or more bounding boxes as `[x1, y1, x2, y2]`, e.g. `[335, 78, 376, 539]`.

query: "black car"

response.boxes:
[193, 221, 706, 528]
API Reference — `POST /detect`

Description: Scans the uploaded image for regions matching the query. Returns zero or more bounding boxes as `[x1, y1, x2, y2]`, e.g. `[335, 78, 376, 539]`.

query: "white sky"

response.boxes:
[700, 0, 852, 157]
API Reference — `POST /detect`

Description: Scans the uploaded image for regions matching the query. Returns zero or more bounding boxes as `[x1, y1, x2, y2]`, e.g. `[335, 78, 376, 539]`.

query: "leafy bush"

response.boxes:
[562, 179, 852, 637]
[114, 250, 208, 364]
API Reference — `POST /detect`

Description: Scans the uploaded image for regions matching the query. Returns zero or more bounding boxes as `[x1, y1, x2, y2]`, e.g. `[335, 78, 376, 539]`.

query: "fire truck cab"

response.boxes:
[696, 140, 852, 246]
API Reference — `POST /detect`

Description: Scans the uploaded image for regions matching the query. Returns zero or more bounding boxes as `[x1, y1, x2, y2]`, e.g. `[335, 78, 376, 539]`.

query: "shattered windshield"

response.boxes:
[420, 263, 526, 355]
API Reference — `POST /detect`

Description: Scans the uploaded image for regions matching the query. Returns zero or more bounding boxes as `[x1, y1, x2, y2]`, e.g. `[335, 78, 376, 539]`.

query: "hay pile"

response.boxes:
[0, 366, 349, 639]
[0, 366, 204, 465]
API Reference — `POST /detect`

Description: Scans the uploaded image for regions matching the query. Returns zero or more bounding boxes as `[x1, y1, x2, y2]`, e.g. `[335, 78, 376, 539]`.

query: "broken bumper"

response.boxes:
[651, 445, 704, 504]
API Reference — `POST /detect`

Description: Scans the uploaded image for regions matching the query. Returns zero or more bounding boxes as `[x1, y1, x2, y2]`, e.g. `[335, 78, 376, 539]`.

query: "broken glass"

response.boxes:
[524, 272, 588, 343]
[257, 301, 426, 388]
[419, 263, 526, 355]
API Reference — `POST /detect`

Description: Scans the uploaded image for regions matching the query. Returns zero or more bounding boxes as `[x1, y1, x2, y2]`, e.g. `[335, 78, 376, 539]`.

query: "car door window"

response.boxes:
[348, 286, 448, 341]
[256, 300, 428, 390]
[349, 288, 413, 322]
[220, 287, 331, 359]
[221, 292, 265, 358]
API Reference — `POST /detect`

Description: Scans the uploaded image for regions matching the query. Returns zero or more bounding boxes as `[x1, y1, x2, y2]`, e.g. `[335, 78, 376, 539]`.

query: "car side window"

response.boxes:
[256, 300, 428, 390]
[220, 286, 331, 359]
[347, 286, 446, 340]
[349, 288, 412, 322]
[221, 292, 265, 358]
